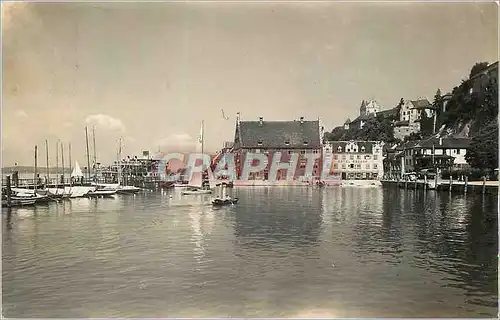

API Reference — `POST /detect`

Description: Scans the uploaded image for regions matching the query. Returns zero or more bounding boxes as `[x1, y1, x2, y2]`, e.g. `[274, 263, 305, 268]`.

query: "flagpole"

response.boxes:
[201, 120, 204, 156]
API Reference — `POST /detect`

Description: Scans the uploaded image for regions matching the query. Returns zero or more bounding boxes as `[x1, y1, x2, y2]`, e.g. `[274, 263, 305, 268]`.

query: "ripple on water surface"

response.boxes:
[2, 188, 498, 317]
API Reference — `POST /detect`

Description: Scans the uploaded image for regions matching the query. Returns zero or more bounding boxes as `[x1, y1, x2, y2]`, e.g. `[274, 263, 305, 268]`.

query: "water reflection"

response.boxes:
[233, 187, 324, 248]
[1, 188, 498, 318]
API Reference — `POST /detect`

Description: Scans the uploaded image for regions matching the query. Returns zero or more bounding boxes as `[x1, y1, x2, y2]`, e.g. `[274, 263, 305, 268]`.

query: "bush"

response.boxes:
[440, 168, 486, 181]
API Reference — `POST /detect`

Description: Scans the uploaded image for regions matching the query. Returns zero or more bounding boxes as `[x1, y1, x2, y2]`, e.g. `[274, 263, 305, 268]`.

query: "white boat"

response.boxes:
[117, 185, 141, 194]
[181, 188, 212, 195]
[70, 186, 95, 198]
[2, 197, 37, 207]
[10, 190, 51, 203]
[181, 172, 212, 195]
[174, 183, 189, 188]
[181, 121, 216, 196]
[87, 188, 116, 197]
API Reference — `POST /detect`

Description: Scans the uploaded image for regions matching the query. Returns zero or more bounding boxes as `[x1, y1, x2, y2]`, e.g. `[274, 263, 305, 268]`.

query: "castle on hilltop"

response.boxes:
[343, 98, 436, 140]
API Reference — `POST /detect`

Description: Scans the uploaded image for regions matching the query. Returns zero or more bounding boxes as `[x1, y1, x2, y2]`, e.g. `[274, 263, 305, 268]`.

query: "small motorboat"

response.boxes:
[12, 191, 51, 204]
[181, 188, 212, 195]
[212, 197, 239, 206]
[86, 189, 116, 198]
[2, 197, 37, 207]
[116, 185, 141, 194]
[173, 183, 189, 188]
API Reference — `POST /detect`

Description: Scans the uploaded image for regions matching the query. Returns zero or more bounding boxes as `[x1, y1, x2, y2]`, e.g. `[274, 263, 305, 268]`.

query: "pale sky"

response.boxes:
[2, 1, 498, 166]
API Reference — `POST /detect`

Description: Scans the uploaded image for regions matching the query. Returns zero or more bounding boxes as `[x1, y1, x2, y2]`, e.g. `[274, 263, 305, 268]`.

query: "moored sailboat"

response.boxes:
[181, 121, 214, 196]
[181, 171, 212, 195]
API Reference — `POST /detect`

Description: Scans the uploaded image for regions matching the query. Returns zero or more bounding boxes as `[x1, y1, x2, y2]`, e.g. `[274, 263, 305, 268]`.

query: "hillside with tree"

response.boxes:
[323, 61, 498, 172]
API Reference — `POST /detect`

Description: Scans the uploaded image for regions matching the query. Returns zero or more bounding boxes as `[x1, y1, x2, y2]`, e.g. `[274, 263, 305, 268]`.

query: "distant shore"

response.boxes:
[2, 167, 74, 174]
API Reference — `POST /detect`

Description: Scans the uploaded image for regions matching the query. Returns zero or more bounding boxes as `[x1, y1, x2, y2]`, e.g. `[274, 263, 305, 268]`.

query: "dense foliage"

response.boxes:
[324, 99, 403, 143]
[465, 118, 498, 173]
[469, 62, 489, 78]
[324, 61, 498, 169]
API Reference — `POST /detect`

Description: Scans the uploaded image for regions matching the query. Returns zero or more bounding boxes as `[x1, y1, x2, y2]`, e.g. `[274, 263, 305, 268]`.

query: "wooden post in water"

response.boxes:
[449, 175, 452, 193]
[6, 175, 12, 207]
[34, 145, 38, 195]
[424, 175, 427, 191]
[464, 175, 468, 194]
[414, 177, 417, 190]
[434, 171, 438, 191]
[482, 176, 486, 194]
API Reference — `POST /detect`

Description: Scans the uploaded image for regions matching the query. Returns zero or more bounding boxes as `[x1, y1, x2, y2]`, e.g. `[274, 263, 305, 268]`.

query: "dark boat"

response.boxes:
[212, 197, 239, 206]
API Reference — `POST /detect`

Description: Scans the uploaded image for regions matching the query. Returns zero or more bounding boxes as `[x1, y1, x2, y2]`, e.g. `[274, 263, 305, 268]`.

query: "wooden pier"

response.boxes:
[381, 179, 498, 195]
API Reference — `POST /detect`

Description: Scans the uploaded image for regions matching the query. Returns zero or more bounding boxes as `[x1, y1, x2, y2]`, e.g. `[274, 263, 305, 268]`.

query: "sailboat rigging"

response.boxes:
[181, 121, 213, 195]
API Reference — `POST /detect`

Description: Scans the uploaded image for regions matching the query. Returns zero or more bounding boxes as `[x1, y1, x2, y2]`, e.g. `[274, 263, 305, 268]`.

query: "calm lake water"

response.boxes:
[2, 187, 498, 318]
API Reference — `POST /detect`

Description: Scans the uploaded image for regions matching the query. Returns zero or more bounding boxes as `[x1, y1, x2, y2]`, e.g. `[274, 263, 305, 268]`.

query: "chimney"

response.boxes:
[439, 137, 442, 146]
[259, 117, 263, 126]
[300, 116, 304, 124]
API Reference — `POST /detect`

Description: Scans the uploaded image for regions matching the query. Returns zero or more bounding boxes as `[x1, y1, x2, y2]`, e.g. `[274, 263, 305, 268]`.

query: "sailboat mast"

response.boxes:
[201, 120, 204, 156]
[92, 126, 97, 183]
[45, 139, 50, 187]
[61, 143, 65, 189]
[85, 126, 91, 182]
[55, 140, 59, 189]
[117, 138, 123, 185]
[69, 143, 72, 187]
[34, 145, 38, 195]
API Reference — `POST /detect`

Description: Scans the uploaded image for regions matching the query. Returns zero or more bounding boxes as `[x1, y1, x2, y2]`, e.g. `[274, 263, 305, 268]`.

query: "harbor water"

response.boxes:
[2, 187, 498, 317]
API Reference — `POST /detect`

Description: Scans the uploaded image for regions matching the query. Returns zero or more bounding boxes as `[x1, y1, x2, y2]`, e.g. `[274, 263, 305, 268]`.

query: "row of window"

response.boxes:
[324, 148, 381, 154]
[257, 141, 310, 146]
[333, 163, 378, 169]
[325, 146, 381, 153]
[332, 154, 379, 161]
[251, 149, 321, 155]
[334, 159, 376, 164]
[405, 148, 463, 156]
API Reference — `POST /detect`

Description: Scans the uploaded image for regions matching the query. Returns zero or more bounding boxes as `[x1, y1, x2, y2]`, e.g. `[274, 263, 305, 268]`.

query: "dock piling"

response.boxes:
[465, 176, 468, 194]
[482, 176, 486, 194]
[6, 175, 12, 207]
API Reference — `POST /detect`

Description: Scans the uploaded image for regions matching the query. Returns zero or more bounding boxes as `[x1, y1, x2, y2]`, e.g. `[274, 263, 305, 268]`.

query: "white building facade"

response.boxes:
[324, 140, 385, 180]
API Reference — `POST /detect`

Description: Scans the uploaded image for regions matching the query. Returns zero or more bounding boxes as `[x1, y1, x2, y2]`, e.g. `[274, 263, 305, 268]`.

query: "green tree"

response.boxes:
[394, 98, 404, 120]
[469, 62, 489, 78]
[465, 119, 498, 173]
[356, 116, 397, 143]
[404, 132, 422, 142]
[480, 77, 498, 121]
[432, 89, 442, 110]
[326, 126, 347, 141]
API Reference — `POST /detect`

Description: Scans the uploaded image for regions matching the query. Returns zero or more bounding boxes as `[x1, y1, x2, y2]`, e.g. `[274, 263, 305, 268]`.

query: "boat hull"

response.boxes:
[181, 190, 212, 195]
[116, 186, 141, 194]
[86, 190, 116, 197]
[2, 197, 37, 207]
[212, 198, 239, 206]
